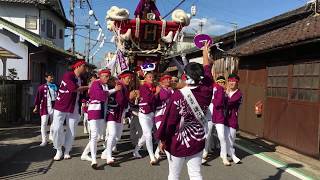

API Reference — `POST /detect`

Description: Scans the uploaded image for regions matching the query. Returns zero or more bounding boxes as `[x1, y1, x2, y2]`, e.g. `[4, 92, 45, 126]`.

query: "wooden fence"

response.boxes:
[0, 82, 32, 127]
[0, 84, 16, 125]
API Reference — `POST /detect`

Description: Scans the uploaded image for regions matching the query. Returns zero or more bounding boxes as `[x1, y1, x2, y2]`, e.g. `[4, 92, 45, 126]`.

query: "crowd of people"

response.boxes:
[33, 43, 243, 180]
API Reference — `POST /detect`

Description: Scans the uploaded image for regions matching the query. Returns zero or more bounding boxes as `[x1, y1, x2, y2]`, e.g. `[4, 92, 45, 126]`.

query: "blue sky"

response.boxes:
[61, 0, 308, 65]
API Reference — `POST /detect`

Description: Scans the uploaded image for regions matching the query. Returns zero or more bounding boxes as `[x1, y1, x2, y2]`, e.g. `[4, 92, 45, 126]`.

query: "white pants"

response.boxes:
[225, 127, 237, 158]
[154, 121, 162, 158]
[83, 113, 89, 134]
[104, 121, 123, 161]
[215, 124, 228, 159]
[203, 121, 214, 156]
[87, 120, 105, 162]
[52, 110, 80, 154]
[40, 114, 54, 143]
[135, 112, 155, 161]
[165, 151, 203, 180]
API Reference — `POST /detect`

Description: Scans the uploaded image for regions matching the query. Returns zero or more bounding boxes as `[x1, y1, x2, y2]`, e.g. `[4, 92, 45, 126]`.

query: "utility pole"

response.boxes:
[87, 24, 91, 63]
[77, 24, 98, 63]
[70, 0, 75, 55]
[199, 21, 204, 34]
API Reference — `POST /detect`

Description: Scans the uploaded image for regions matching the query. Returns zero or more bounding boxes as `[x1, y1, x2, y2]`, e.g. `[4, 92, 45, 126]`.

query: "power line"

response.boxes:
[82, 0, 108, 62]
[163, 0, 187, 18]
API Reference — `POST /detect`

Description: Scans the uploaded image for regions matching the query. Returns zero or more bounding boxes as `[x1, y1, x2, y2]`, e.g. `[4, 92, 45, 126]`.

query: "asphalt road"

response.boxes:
[0, 125, 300, 180]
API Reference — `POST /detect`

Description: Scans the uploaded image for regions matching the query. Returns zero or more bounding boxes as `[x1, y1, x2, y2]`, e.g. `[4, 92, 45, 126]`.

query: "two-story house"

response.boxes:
[0, 0, 74, 83]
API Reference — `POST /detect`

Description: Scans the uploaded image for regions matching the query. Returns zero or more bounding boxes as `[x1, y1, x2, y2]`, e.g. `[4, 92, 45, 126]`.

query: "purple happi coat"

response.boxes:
[212, 83, 227, 124]
[154, 87, 173, 124]
[34, 84, 56, 116]
[87, 80, 108, 120]
[134, 0, 161, 19]
[226, 89, 242, 129]
[107, 81, 130, 123]
[54, 71, 81, 113]
[157, 65, 213, 157]
[139, 83, 156, 114]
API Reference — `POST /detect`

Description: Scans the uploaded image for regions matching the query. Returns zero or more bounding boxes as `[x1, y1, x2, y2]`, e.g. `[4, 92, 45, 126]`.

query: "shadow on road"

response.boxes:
[205, 126, 277, 163]
[262, 163, 303, 180]
[0, 125, 40, 141]
[0, 142, 55, 180]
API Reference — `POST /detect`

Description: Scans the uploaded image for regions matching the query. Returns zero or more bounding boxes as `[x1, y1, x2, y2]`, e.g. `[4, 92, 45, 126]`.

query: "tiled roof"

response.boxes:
[0, 0, 38, 3]
[0, 46, 22, 59]
[0, 17, 73, 57]
[228, 15, 320, 56]
[166, 5, 314, 60]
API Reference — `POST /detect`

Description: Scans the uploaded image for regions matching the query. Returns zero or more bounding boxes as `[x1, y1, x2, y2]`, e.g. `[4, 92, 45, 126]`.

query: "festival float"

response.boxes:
[105, 0, 191, 73]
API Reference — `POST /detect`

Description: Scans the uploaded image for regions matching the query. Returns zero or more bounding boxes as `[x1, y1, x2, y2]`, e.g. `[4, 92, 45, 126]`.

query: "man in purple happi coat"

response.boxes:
[203, 76, 231, 165]
[133, 71, 160, 165]
[33, 72, 57, 147]
[81, 69, 122, 169]
[225, 73, 243, 164]
[52, 59, 88, 161]
[154, 74, 173, 160]
[102, 71, 134, 164]
[157, 42, 213, 180]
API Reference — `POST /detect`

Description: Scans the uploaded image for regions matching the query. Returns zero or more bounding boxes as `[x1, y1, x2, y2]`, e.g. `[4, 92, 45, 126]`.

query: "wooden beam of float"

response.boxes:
[115, 19, 183, 35]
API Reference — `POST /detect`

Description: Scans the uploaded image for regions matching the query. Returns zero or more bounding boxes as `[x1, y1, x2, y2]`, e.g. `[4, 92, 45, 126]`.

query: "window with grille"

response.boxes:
[267, 65, 288, 98]
[41, 19, 45, 32]
[46, 19, 53, 38]
[59, 29, 63, 39]
[25, 16, 37, 30]
[53, 24, 56, 39]
[290, 62, 320, 102]
[46, 20, 56, 39]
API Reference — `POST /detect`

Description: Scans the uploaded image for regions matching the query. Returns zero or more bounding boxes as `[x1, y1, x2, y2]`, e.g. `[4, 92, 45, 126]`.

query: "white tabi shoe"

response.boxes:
[232, 156, 241, 164]
[39, 141, 47, 147]
[91, 160, 98, 169]
[133, 151, 142, 159]
[202, 151, 208, 160]
[64, 154, 71, 160]
[201, 158, 208, 165]
[53, 149, 63, 161]
[221, 158, 231, 166]
[81, 155, 92, 162]
[101, 153, 107, 160]
[150, 157, 158, 166]
[49, 134, 53, 142]
[106, 157, 115, 165]
[155, 153, 161, 161]
[112, 146, 117, 153]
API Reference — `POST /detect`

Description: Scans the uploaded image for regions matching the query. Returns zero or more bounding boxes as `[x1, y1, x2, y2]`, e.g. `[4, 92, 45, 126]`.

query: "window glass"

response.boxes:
[26, 16, 37, 30]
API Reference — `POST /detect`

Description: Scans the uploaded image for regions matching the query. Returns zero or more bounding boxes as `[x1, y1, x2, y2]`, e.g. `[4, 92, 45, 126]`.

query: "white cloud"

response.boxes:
[185, 18, 233, 35]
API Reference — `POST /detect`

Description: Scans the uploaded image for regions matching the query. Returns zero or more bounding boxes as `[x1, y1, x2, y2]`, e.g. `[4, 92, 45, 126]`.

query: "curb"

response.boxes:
[235, 139, 316, 180]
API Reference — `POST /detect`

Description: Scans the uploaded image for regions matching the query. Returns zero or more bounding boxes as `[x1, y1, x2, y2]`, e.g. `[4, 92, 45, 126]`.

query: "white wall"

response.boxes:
[0, 3, 66, 48]
[40, 10, 65, 48]
[0, 30, 29, 80]
[0, 4, 39, 34]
